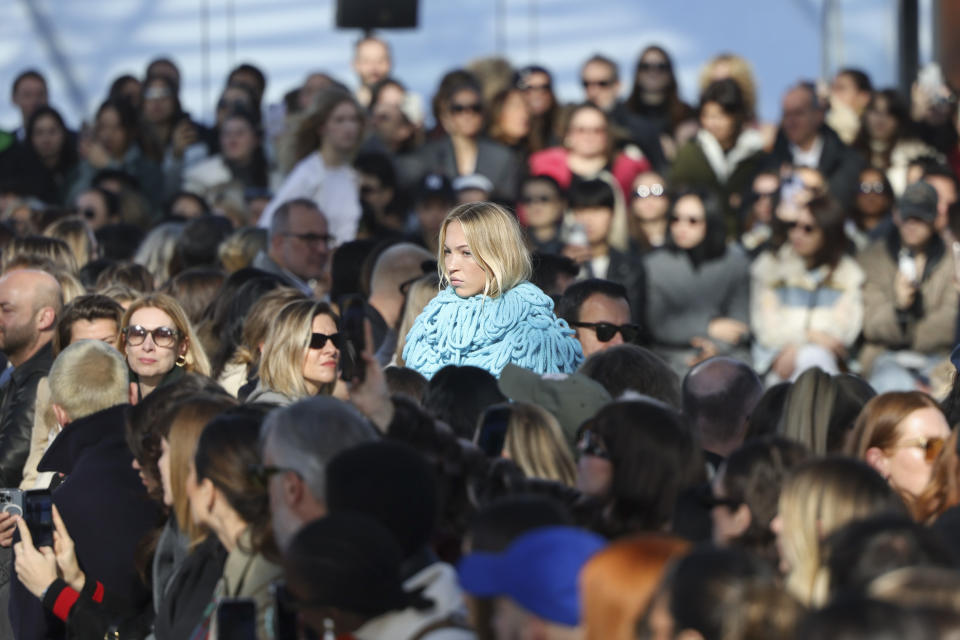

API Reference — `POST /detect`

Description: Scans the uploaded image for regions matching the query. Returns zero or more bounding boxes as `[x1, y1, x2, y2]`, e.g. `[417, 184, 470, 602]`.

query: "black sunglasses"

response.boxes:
[248, 463, 298, 489]
[785, 220, 817, 234]
[520, 194, 556, 205]
[582, 79, 615, 89]
[576, 429, 610, 459]
[570, 321, 640, 343]
[309, 332, 342, 350]
[450, 102, 483, 115]
[638, 61, 670, 73]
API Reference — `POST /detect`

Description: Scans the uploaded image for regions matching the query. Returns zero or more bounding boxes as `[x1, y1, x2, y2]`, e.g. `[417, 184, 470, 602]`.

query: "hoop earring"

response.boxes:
[175, 354, 186, 367]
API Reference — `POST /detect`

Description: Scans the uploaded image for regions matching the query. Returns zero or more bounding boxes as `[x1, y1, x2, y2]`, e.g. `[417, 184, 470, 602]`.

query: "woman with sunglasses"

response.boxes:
[415, 75, 522, 204]
[845, 391, 951, 507]
[643, 189, 751, 374]
[628, 170, 671, 251]
[119, 293, 211, 399]
[848, 167, 896, 250]
[246, 299, 343, 405]
[751, 194, 864, 382]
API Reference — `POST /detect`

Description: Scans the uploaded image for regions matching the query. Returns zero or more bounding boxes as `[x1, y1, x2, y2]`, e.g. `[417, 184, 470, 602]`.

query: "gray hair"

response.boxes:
[269, 198, 323, 241]
[260, 396, 379, 501]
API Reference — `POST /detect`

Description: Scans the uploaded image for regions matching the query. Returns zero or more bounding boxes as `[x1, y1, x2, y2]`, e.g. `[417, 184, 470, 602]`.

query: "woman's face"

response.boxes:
[445, 89, 484, 139]
[789, 206, 824, 261]
[30, 114, 65, 161]
[499, 90, 530, 141]
[565, 108, 608, 158]
[216, 87, 253, 126]
[301, 313, 340, 391]
[574, 206, 613, 247]
[856, 169, 891, 216]
[186, 461, 212, 528]
[125, 307, 186, 381]
[521, 180, 564, 229]
[880, 407, 950, 498]
[520, 71, 553, 116]
[443, 220, 488, 298]
[637, 49, 672, 94]
[575, 430, 613, 497]
[770, 510, 790, 574]
[670, 194, 708, 250]
[321, 101, 362, 154]
[700, 101, 736, 148]
[750, 173, 779, 225]
[631, 172, 669, 222]
[158, 437, 173, 508]
[865, 97, 898, 142]
[143, 79, 176, 125]
[220, 116, 258, 163]
[96, 107, 129, 157]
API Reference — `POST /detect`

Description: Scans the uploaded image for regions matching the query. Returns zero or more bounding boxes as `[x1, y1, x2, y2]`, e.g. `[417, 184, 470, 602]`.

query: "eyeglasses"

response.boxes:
[695, 484, 742, 510]
[450, 102, 483, 115]
[520, 194, 556, 205]
[785, 221, 818, 234]
[81, 207, 98, 221]
[309, 332, 342, 350]
[635, 183, 665, 199]
[577, 429, 610, 459]
[282, 232, 335, 247]
[638, 61, 670, 73]
[521, 83, 551, 92]
[570, 321, 640, 343]
[892, 437, 946, 463]
[359, 184, 382, 198]
[669, 214, 704, 226]
[122, 325, 179, 347]
[859, 181, 887, 194]
[570, 125, 606, 135]
[582, 79, 615, 89]
[752, 189, 778, 200]
[248, 463, 299, 489]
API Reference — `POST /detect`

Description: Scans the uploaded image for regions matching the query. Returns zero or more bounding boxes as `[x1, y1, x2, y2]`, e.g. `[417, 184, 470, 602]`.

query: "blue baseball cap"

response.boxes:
[457, 526, 606, 627]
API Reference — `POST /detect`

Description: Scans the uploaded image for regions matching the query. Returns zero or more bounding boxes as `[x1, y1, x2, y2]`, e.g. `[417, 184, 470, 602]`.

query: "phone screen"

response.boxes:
[216, 598, 257, 640]
[24, 490, 53, 547]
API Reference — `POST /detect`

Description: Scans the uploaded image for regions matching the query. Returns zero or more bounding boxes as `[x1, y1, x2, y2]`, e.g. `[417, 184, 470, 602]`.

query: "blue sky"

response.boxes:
[0, 0, 932, 130]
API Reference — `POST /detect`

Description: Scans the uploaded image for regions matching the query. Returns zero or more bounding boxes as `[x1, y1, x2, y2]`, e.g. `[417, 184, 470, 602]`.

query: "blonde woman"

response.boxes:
[403, 202, 582, 379]
[771, 457, 907, 606]
[247, 299, 342, 405]
[1, 235, 79, 274]
[393, 272, 440, 367]
[119, 293, 211, 399]
[43, 216, 98, 268]
[476, 402, 577, 486]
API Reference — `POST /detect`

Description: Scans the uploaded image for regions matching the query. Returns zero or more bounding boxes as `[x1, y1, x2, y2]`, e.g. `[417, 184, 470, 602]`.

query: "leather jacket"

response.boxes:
[0, 341, 53, 487]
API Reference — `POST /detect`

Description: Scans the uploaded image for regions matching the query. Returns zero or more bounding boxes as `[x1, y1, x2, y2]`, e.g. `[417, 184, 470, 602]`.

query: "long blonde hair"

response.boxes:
[259, 299, 339, 399]
[394, 273, 440, 367]
[43, 216, 97, 268]
[777, 457, 907, 606]
[119, 293, 211, 376]
[234, 287, 306, 373]
[438, 202, 532, 298]
[501, 402, 577, 486]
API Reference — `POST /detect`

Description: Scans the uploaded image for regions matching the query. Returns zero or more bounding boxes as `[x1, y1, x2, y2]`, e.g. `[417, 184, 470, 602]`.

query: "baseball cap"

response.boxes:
[458, 526, 606, 627]
[453, 173, 494, 196]
[498, 364, 611, 447]
[899, 181, 938, 223]
[416, 173, 455, 205]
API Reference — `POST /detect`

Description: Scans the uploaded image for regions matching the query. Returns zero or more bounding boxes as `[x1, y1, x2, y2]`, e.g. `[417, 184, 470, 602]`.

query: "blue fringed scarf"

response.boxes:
[402, 282, 584, 379]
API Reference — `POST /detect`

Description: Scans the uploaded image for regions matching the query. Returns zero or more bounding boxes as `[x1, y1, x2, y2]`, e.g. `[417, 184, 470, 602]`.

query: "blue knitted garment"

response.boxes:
[402, 282, 584, 379]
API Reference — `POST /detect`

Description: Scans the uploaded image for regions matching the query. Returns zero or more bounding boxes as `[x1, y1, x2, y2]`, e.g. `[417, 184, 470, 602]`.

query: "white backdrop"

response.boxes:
[0, 0, 933, 131]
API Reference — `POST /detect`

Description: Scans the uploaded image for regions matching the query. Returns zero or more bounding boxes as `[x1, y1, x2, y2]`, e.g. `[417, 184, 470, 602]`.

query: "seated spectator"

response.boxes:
[848, 166, 896, 250]
[474, 402, 577, 486]
[252, 198, 332, 297]
[623, 46, 697, 159]
[557, 279, 640, 358]
[366, 242, 434, 363]
[458, 526, 605, 639]
[487, 86, 533, 160]
[846, 391, 951, 506]
[423, 365, 506, 441]
[134, 221, 184, 285]
[246, 299, 342, 405]
[921, 162, 958, 237]
[354, 151, 408, 239]
[414, 74, 521, 204]
[119, 293, 211, 399]
[259, 395, 378, 550]
[519, 175, 567, 256]
[578, 344, 680, 407]
[25, 105, 79, 205]
[772, 457, 908, 605]
[669, 79, 765, 228]
[826, 67, 873, 145]
[410, 173, 456, 253]
[43, 216, 98, 269]
[751, 195, 864, 382]
[627, 170, 671, 252]
[644, 190, 751, 373]
[576, 399, 703, 537]
[859, 181, 957, 392]
[529, 102, 650, 202]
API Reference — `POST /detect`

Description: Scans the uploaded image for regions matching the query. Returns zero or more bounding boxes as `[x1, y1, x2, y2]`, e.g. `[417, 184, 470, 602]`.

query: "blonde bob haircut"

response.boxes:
[259, 299, 340, 399]
[777, 457, 907, 607]
[498, 402, 577, 487]
[48, 339, 130, 421]
[438, 202, 532, 298]
[119, 293, 211, 377]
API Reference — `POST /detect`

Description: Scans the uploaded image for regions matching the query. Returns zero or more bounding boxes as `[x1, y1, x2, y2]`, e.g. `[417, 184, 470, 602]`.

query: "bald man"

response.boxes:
[367, 242, 433, 364]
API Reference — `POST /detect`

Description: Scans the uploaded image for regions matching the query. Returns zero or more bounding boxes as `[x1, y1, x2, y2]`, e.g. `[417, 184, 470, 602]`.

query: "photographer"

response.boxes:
[859, 181, 958, 392]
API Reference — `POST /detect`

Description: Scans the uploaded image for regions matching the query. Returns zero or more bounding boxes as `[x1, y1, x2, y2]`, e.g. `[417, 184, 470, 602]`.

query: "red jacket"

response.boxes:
[528, 146, 650, 202]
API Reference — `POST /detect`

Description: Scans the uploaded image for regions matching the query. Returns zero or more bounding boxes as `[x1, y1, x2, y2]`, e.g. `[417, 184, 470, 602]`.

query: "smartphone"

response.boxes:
[216, 598, 257, 640]
[476, 406, 511, 457]
[271, 583, 298, 640]
[24, 490, 53, 547]
[0, 489, 23, 518]
[898, 250, 918, 284]
[338, 297, 367, 383]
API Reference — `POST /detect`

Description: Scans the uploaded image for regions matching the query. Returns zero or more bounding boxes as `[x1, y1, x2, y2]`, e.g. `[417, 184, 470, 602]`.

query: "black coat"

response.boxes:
[413, 136, 523, 204]
[0, 341, 53, 487]
[154, 535, 228, 640]
[10, 404, 162, 640]
[609, 100, 668, 173]
[766, 125, 866, 209]
[592, 248, 649, 340]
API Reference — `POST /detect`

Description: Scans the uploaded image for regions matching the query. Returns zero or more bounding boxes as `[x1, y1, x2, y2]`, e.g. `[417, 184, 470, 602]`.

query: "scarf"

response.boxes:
[402, 282, 583, 379]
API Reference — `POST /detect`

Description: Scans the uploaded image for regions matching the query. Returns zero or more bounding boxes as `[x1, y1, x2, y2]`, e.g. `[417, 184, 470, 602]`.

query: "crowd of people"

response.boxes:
[0, 31, 959, 639]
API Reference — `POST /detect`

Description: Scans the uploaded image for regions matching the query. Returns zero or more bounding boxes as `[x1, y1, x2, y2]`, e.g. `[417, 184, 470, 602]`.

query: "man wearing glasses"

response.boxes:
[253, 198, 334, 298]
[557, 278, 642, 358]
[580, 54, 666, 172]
